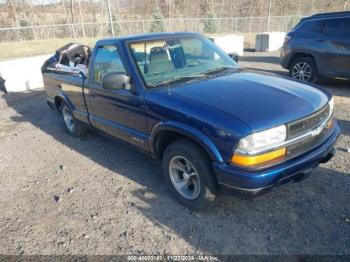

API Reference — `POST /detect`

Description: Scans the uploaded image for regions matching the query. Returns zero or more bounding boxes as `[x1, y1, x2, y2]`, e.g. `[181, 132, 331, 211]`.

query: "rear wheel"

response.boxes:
[289, 57, 318, 83]
[61, 102, 87, 137]
[162, 139, 217, 210]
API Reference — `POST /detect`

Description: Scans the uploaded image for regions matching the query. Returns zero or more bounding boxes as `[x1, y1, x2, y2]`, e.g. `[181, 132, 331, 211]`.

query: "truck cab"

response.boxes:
[42, 32, 339, 210]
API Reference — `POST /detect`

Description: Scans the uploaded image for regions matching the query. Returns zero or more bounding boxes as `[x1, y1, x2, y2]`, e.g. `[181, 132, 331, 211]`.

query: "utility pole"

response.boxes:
[62, 0, 76, 39]
[267, 0, 272, 32]
[78, 0, 86, 38]
[70, 0, 74, 24]
[106, 0, 115, 37]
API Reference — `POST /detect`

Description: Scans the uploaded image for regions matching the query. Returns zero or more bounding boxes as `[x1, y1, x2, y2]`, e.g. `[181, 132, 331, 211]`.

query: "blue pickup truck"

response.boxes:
[42, 32, 340, 210]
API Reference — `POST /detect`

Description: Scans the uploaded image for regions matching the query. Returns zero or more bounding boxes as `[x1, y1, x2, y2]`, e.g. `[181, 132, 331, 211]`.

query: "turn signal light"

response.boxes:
[284, 35, 292, 44]
[327, 118, 333, 129]
[231, 147, 287, 167]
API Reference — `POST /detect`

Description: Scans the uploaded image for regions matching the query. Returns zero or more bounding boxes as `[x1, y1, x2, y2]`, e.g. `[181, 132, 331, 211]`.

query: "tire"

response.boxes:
[162, 139, 217, 210]
[61, 102, 87, 137]
[289, 57, 318, 83]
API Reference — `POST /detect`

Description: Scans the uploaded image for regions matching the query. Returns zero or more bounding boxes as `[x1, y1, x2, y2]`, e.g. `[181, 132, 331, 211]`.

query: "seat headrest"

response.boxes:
[149, 47, 169, 63]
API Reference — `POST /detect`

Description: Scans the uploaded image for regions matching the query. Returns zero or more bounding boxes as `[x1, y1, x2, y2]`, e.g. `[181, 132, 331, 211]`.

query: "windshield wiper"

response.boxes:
[203, 66, 239, 76]
[150, 74, 208, 88]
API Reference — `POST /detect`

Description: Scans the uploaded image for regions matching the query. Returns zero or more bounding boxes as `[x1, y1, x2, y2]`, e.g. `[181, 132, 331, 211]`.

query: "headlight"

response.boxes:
[327, 97, 334, 129]
[231, 125, 287, 167]
[236, 125, 286, 154]
[329, 97, 334, 115]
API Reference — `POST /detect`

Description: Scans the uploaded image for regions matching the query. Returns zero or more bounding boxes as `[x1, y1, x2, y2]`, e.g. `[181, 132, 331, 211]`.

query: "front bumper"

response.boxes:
[213, 122, 340, 195]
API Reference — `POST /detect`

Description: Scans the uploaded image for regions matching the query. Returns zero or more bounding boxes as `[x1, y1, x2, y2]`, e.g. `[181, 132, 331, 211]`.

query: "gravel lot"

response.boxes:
[0, 52, 349, 255]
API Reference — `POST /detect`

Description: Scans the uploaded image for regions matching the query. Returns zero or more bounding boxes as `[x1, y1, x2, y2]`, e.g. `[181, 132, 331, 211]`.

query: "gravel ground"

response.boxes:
[0, 52, 349, 255]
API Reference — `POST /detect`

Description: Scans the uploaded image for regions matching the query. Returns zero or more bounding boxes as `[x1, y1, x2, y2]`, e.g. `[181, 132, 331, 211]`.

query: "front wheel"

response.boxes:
[289, 57, 318, 83]
[61, 102, 87, 137]
[162, 139, 217, 210]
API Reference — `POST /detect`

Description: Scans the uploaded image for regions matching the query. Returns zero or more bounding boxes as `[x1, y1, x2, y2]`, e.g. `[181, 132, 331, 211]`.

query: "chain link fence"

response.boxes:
[0, 15, 303, 43]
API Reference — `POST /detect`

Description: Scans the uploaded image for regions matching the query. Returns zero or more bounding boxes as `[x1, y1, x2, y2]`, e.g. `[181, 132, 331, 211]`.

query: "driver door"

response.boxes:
[85, 44, 148, 149]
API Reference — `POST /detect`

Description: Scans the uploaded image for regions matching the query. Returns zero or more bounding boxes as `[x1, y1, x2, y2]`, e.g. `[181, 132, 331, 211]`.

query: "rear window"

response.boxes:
[324, 18, 350, 36]
[297, 20, 324, 33]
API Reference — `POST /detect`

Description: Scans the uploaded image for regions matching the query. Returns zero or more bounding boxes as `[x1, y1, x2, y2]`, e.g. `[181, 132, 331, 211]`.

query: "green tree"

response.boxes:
[150, 8, 165, 32]
[203, 12, 217, 34]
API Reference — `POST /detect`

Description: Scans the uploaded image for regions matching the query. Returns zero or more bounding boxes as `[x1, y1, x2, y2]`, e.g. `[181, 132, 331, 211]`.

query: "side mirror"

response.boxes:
[228, 53, 239, 63]
[102, 72, 131, 90]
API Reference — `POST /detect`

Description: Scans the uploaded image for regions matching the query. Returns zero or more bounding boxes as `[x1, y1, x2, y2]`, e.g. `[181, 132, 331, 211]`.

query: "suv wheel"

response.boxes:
[162, 139, 217, 210]
[290, 57, 318, 83]
[61, 102, 87, 137]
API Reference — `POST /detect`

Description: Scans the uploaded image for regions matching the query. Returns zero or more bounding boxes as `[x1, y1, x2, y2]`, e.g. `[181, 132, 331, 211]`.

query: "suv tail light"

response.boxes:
[284, 35, 292, 44]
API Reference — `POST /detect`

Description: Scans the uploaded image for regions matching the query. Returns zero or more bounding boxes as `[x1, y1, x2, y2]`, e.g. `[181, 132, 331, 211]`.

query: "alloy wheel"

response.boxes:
[291, 62, 312, 81]
[168, 156, 201, 200]
[62, 106, 75, 132]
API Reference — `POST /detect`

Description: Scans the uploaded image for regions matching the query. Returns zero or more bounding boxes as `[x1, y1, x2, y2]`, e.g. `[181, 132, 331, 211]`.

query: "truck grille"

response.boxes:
[287, 104, 330, 140]
[287, 124, 331, 157]
[286, 104, 332, 159]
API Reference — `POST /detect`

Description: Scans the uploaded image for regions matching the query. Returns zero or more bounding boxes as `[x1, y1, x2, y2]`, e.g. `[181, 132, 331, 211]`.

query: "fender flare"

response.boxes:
[150, 121, 224, 162]
[55, 92, 75, 112]
[288, 51, 320, 71]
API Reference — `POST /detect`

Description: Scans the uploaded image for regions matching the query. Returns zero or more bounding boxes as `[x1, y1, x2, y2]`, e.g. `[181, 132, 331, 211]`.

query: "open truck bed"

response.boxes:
[42, 43, 91, 126]
[42, 43, 91, 76]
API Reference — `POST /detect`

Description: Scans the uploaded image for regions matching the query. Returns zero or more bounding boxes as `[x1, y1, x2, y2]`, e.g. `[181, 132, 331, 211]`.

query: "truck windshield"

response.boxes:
[129, 35, 239, 88]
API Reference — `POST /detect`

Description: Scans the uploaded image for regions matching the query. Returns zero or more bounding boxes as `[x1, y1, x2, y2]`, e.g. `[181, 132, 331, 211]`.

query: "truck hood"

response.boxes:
[166, 71, 329, 132]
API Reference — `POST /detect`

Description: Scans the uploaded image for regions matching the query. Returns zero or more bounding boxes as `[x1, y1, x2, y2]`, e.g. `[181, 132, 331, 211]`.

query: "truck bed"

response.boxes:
[41, 43, 91, 76]
[42, 43, 91, 125]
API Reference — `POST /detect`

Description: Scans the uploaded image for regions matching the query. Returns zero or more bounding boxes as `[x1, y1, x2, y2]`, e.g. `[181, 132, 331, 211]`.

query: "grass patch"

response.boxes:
[0, 38, 98, 61]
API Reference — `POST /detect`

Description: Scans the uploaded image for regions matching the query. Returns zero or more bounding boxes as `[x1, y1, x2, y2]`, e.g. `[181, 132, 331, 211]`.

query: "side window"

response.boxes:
[311, 21, 324, 32]
[341, 18, 350, 35]
[92, 45, 126, 84]
[324, 18, 350, 36]
[299, 20, 324, 33]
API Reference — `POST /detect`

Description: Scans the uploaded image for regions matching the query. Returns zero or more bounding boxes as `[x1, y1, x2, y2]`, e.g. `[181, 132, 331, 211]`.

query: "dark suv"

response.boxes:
[281, 11, 350, 82]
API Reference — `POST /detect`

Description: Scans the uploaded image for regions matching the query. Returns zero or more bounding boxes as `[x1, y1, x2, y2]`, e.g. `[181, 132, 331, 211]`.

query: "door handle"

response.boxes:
[316, 39, 325, 42]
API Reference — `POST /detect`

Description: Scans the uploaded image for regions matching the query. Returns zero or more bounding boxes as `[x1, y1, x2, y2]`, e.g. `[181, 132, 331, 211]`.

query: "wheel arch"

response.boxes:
[54, 92, 74, 113]
[287, 52, 318, 70]
[150, 121, 224, 162]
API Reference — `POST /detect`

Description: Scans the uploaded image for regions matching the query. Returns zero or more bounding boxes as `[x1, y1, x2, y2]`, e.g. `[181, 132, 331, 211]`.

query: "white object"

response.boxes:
[53, 63, 87, 76]
[211, 35, 244, 56]
[0, 55, 50, 92]
[255, 32, 286, 52]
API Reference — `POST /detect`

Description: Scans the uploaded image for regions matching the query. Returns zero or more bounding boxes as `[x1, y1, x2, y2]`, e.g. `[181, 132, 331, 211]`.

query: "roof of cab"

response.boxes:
[96, 32, 203, 45]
